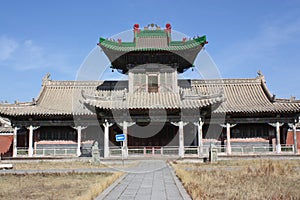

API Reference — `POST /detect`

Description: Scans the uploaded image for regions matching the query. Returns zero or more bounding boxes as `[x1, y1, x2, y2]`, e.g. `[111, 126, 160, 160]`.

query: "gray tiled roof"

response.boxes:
[0, 126, 13, 133]
[136, 37, 168, 49]
[0, 117, 13, 133]
[0, 81, 100, 117]
[191, 78, 300, 114]
[98, 35, 206, 52]
[0, 76, 299, 117]
[83, 90, 224, 110]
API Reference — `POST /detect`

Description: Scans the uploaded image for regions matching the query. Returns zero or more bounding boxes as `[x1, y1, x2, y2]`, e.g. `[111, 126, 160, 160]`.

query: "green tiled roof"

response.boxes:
[99, 35, 206, 52]
[136, 30, 167, 37]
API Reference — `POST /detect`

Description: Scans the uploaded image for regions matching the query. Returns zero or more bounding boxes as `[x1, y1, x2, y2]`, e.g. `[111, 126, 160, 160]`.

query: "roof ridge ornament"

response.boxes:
[144, 23, 161, 30]
[257, 70, 276, 101]
[290, 96, 296, 102]
[42, 73, 51, 86]
[257, 69, 267, 83]
[257, 70, 263, 77]
[0, 117, 11, 127]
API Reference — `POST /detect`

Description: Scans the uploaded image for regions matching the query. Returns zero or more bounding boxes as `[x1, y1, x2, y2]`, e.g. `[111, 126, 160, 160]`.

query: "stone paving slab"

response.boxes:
[0, 159, 191, 199]
[96, 160, 191, 200]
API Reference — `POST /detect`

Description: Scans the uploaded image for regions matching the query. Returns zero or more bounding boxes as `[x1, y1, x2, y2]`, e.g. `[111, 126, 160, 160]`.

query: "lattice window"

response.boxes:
[160, 72, 166, 92]
[148, 74, 158, 93]
[132, 73, 147, 92]
[166, 72, 173, 91]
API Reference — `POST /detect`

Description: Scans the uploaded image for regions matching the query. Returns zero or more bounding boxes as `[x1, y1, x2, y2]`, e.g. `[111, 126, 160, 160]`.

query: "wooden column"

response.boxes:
[77, 126, 82, 157]
[103, 120, 113, 158]
[28, 125, 34, 157]
[72, 126, 87, 157]
[123, 121, 128, 158]
[220, 123, 236, 155]
[118, 121, 135, 158]
[178, 121, 184, 158]
[226, 123, 231, 155]
[269, 122, 283, 153]
[293, 123, 298, 154]
[198, 118, 204, 155]
[13, 127, 19, 157]
[172, 121, 188, 158]
[276, 122, 281, 153]
[193, 118, 204, 156]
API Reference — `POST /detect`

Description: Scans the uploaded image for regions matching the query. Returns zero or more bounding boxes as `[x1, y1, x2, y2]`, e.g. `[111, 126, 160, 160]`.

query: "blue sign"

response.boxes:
[115, 134, 126, 142]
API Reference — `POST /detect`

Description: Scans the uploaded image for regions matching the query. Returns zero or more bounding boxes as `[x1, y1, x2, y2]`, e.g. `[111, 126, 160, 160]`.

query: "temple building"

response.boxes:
[0, 117, 13, 157]
[0, 23, 300, 158]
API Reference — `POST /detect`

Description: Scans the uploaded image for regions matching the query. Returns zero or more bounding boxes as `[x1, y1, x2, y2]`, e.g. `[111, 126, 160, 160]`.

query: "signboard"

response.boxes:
[115, 134, 126, 142]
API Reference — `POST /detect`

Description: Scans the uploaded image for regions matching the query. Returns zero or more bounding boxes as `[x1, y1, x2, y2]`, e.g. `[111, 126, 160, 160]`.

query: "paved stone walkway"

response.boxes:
[0, 159, 191, 199]
[96, 160, 191, 200]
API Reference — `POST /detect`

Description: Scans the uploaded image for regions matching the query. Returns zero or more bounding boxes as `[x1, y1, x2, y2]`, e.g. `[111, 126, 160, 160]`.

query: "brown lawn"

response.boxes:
[11, 160, 121, 170]
[172, 159, 300, 200]
[10, 160, 137, 170]
[0, 172, 122, 200]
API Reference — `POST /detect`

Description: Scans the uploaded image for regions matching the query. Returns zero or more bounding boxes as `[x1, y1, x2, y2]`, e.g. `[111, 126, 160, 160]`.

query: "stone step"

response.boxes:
[0, 163, 13, 170]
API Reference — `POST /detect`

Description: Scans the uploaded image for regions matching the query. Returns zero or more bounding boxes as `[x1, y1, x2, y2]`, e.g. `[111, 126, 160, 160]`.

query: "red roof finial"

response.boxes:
[134, 24, 139, 30]
[117, 38, 122, 44]
[165, 23, 171, 30]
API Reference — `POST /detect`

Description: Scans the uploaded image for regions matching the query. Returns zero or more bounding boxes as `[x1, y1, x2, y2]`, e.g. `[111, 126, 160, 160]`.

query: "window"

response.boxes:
[148, 74, 158, 92]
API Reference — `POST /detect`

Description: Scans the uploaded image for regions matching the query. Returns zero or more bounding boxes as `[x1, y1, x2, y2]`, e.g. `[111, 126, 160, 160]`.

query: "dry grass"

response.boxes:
[0, 171, 123, 200]
[12, 160, 106, 170]
[172, 159, 300, 200]
[11, 160, 134, 170]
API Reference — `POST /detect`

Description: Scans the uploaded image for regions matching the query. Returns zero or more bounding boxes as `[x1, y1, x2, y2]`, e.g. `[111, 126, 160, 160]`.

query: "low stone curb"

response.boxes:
[0, 168, 118, 174]
[95, 173, 127, 200]
[168, 164, 192, 200]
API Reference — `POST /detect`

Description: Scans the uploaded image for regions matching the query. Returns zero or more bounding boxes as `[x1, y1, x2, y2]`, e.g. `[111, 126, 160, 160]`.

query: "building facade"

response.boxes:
[0, 23, 300, 158]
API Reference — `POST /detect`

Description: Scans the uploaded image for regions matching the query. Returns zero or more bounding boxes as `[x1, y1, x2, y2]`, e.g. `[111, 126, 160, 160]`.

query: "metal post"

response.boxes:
[121, 141, 124, 166]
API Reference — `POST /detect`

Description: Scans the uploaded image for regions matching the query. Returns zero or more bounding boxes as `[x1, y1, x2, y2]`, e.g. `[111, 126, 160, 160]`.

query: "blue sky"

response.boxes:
[0, 0, 300, 102]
